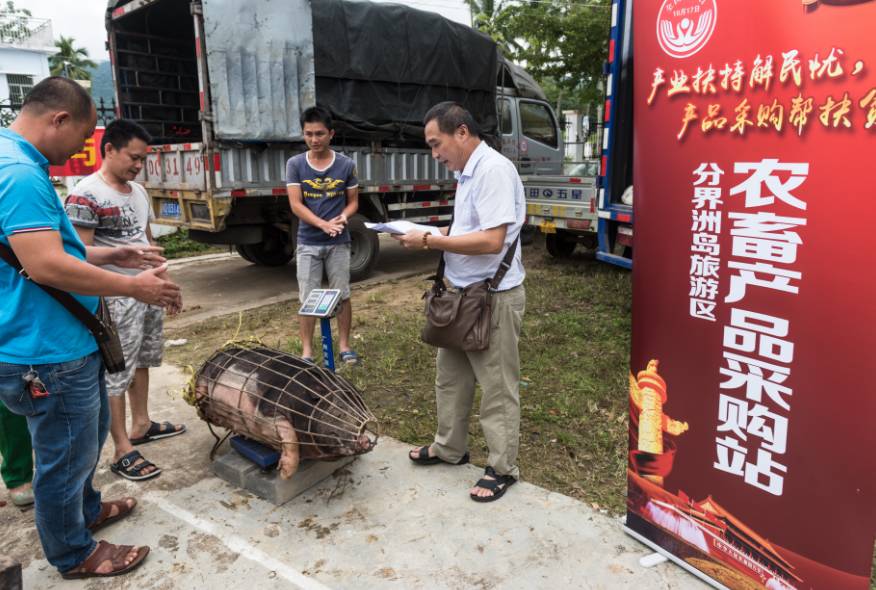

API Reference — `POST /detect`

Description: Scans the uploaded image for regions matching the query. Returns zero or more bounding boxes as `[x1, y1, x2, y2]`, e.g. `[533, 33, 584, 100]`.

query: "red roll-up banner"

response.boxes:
[627, 1, 876, 589]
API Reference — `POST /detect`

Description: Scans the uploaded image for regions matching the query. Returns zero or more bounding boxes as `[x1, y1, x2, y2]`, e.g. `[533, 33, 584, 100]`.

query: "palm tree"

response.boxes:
[49, 35, 97, 80]
[466, 0, 519, 54]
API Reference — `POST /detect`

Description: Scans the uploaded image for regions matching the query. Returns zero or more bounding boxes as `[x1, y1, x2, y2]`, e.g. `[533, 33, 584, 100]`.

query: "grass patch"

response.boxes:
[156, 228, 225, 259]
[164, 244, 632, 514]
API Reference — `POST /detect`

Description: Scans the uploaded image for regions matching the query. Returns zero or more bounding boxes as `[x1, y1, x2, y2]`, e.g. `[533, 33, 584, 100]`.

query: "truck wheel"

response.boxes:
[545, 232, 576, 258]
[241, 229, 293, 267]
[235, 244, 255, 263]
[520, 224, 537, 246]
[348, 213, 379, 282]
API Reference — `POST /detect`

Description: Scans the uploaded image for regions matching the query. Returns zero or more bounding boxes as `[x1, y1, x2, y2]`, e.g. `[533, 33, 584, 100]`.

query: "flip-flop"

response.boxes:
[110, 450, 162, 482]
[470, 466, 517, 503]
[88, 497, 137, 533]
[339, 350, 360, 365]
[61, 541, 149, 579]
[408, 445, 470, 466]
[130, 420, 186, 445]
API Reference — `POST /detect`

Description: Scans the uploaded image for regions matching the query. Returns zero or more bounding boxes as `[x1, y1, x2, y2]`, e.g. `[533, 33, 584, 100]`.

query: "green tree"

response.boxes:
[466, 0, 519, 53]
[49, 35, 97, 80]
[503, 0, 612, 111]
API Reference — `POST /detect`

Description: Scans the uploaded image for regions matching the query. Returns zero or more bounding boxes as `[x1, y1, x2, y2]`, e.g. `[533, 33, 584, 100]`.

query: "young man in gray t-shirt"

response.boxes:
[286, 106, 360, 365]
[66, 120, 185, 483]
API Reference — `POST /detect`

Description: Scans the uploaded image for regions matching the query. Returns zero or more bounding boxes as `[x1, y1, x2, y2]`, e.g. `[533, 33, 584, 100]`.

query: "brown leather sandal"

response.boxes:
[87, 497, 137, 533]
[61, 540, 149, 579]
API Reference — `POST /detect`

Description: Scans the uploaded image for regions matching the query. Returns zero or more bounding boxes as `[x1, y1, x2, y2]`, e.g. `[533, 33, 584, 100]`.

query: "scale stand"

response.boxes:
[298, 288, 343, 373]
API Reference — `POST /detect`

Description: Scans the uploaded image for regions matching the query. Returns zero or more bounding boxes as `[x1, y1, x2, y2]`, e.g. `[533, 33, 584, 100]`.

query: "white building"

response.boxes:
[0, 14, 54, 106]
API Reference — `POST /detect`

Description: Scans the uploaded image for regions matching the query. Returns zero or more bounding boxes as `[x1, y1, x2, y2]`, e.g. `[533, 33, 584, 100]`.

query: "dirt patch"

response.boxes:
[297, 516, 339, 539]
[158, 534, 180, 552]
[185, 531, 239, 572]
[164, 241, 633, 514]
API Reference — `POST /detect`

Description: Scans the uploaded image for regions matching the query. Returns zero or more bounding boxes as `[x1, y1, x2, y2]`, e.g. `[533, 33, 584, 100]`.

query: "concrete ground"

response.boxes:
[4, 363, 710, 590]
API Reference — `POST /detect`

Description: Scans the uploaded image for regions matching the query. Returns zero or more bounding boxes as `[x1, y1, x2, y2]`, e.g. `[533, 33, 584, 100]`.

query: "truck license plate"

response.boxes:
[160, 200, 181, 218]
[539, 220, 557, 234]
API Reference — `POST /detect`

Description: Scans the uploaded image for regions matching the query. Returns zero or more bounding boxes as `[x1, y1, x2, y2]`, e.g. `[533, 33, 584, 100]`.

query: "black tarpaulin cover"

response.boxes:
[311, 0, 499, 141]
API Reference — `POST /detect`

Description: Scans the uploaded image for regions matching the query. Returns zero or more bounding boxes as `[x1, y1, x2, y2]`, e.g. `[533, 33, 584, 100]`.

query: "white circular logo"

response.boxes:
[657, 0, 718, 59]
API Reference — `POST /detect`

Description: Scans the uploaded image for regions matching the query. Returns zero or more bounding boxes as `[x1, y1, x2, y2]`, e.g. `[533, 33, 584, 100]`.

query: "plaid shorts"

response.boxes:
[296, 243, 352, 303]
[104, 296, 164, 396]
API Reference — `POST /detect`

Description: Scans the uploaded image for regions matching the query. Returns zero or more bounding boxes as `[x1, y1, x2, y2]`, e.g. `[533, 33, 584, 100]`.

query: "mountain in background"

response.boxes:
[88, 61, 115, 110]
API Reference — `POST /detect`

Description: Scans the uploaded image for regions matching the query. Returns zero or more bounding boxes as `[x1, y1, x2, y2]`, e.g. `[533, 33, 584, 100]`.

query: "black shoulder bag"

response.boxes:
[0, 243, 126, 373]
[421, 230, 520, 352]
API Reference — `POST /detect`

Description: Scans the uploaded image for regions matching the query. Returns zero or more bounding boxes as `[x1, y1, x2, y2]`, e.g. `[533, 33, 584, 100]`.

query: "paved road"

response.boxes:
[167, 235, 441, 327]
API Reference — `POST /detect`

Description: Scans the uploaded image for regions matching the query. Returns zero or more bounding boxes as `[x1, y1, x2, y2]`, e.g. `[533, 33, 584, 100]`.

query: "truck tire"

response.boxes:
[348, 213, 379, 282]
[545, 232, 576, 258]
[520, 224, 537, 246]
[240, 229, 294, 267]
[235, 244, 255, 263]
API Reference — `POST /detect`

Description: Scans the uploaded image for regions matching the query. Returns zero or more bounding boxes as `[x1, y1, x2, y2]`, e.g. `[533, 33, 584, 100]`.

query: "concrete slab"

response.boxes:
[6, 364, 710, 590]
[213, 450, 356, 505]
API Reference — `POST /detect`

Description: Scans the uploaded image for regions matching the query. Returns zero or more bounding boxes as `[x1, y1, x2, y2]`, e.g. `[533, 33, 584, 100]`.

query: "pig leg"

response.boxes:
[274, 418, 299, 479]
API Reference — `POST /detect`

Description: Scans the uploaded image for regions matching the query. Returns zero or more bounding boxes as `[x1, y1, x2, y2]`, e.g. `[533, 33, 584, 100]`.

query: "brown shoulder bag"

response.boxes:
[421, 231, 519, 352]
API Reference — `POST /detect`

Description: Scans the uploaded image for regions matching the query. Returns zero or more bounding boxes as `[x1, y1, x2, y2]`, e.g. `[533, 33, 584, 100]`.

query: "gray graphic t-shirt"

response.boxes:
[286, 151, 358, 245]
[65, 172, 153, 275]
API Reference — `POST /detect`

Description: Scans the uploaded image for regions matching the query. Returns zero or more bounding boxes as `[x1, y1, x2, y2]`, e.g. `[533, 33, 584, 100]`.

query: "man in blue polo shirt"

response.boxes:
[0, 77, 179, 579]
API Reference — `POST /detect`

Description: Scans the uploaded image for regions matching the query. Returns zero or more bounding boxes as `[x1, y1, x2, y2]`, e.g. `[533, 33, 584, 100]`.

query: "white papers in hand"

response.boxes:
[364, 220, 441, 235]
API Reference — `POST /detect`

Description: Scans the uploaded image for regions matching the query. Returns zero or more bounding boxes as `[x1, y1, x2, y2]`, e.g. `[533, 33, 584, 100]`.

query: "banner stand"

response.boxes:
[624, 522, 730, 590]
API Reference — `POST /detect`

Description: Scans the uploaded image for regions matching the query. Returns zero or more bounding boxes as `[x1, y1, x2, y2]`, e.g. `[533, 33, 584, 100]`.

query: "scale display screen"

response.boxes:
[298, 289, 343, 317]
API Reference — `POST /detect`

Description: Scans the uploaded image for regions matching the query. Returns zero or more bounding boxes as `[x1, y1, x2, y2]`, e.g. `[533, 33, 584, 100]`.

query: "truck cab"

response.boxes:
[495, 60, 563, 175]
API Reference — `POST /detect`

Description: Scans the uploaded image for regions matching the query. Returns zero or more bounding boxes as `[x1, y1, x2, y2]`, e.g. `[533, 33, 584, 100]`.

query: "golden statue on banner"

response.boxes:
[629, 359, 689, 486]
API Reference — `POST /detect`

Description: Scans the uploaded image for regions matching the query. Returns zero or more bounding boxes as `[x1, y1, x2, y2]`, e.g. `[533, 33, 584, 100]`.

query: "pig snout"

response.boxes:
[356, 433, 373, 452]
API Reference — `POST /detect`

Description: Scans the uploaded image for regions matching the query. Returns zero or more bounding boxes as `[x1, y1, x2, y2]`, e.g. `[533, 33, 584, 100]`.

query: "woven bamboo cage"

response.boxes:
[188, 343, 378, 463]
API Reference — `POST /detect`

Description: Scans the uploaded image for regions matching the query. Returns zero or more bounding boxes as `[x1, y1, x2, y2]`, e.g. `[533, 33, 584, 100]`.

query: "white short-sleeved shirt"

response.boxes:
[445, 141, 525, 290]
[65, 172, 153, 275]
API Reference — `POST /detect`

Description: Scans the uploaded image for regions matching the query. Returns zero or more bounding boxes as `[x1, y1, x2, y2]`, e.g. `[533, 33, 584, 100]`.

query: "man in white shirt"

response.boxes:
[396, 102, 526, 502]
[67, 120, 185, 483]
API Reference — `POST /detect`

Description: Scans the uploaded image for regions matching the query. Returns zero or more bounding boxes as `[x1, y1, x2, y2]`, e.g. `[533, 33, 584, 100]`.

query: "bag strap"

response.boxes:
[0, 242, 109, 339]
[428, 214, 453, 294]
[488, 232, 520, 292]
[429, 213, 521, 293]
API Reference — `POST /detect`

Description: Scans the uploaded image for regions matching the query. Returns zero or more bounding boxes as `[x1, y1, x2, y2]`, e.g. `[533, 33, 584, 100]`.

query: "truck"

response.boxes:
[105, 0, 595, 279]
[593, 0, 634, 269]
[511, 0, 634, 269]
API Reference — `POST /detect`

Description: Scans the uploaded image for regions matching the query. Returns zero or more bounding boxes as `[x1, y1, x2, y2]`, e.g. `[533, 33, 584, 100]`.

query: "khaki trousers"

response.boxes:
[431, 285, 525, 478]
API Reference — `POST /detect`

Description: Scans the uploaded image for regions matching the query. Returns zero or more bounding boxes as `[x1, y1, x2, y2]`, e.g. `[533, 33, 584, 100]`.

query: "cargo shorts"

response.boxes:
[296, 243, 352, 304]
[104, 296, 164, 396]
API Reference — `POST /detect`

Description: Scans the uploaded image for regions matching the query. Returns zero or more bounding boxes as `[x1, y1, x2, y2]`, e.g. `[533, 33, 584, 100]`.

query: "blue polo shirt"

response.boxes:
[0, 128, 98, 364]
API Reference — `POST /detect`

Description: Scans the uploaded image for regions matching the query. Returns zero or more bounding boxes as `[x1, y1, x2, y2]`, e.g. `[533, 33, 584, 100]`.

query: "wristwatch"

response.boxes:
[422, 233, 429, 250]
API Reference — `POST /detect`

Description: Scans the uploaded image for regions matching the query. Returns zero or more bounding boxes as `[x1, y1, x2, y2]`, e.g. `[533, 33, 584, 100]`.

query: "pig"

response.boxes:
[194, 346, 376, 479]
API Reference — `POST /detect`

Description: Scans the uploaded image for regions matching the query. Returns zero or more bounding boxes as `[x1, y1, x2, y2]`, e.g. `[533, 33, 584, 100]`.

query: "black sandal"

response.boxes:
[470, 466, 516, 503]
[408, 445, 470, 466]
[110, 450, 162, 481]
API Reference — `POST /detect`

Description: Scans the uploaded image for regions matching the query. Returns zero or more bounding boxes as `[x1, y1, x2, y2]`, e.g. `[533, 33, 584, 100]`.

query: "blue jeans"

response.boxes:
[0, 352, 108, 573]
